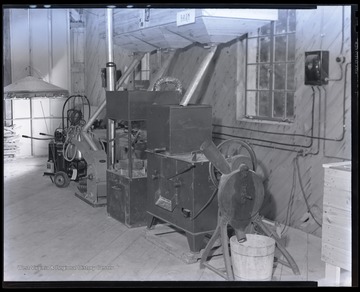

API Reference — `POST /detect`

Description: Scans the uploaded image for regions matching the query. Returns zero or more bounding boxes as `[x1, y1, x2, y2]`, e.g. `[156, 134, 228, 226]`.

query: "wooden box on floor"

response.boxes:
[321, 161, 351, 285]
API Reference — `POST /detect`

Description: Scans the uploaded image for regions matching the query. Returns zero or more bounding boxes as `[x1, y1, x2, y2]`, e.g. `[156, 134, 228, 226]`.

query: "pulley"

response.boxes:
[208, 138, 258, 187]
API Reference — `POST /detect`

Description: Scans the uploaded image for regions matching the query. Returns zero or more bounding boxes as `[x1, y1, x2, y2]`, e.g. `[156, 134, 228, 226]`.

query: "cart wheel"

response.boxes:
[54, 171, 70, 188]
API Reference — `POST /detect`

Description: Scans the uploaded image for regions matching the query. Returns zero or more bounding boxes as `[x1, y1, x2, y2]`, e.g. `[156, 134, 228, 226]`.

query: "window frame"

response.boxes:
[245, 9, 296, 123]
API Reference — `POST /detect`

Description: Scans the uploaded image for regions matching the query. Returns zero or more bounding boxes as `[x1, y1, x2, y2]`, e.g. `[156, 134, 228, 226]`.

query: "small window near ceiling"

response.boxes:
[245, 9, 296, 122]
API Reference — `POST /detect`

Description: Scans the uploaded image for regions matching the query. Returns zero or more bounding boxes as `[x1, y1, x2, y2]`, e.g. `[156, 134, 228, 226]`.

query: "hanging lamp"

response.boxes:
[4, 75, 69, 99]
[4, 7, 69, 99]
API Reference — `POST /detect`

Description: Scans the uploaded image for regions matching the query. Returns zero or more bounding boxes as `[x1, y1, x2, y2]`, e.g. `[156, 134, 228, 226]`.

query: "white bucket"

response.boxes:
[230, 234, 276, 281]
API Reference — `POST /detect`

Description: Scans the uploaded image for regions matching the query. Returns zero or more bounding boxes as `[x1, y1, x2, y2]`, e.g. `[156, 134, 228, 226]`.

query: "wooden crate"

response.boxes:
[321, 161, 351, 284]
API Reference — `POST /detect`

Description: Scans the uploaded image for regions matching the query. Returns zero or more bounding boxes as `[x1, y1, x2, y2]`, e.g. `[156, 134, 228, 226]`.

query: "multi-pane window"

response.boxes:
[246, 10, 296, 122]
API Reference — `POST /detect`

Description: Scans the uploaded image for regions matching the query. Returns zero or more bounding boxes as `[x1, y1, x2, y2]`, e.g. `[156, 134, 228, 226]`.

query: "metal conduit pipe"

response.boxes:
[106, 8, 116, 167]
[180, 45, 217, 106]
[106, 8, 115, 91]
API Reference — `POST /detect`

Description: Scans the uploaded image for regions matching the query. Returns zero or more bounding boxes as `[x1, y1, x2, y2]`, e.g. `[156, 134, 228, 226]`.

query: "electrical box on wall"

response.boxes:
[304, 51, 329, 86]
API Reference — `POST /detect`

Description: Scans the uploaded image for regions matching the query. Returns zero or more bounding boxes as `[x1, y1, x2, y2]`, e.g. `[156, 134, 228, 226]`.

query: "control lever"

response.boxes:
[39, 132, 54, 137]
[22, 135, 53, 140]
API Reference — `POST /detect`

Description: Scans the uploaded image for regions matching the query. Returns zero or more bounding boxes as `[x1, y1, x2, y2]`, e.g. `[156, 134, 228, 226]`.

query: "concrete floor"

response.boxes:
[3, 157, 352, 287]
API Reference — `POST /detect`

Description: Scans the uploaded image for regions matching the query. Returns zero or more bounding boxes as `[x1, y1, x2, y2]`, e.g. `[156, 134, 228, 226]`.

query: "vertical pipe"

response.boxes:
[107, 102, 116, 168]
[28, 9, 32, 76]
[128, 121, 133, 178]
[108, 118, 115, 168]
[236, 38, 242, 119]
[30, 99, 33, 156]
[106, 8, 114, 63]
[48, 9, 53, 83]
[268, 23, 274, 118]
[180, 45, 217, 106]
[28, 9, 33, 156]
[106, 8, 116, 168]
[66, 9, 71, 93]
[106, 8, 115, 91]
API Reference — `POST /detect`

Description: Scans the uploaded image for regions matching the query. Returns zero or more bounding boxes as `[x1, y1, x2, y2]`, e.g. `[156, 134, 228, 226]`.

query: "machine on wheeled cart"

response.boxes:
[42, 94, 92, 188]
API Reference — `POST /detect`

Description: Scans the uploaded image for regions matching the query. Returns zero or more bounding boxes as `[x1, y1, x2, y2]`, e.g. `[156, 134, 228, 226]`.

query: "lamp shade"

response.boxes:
[4, 76, 69, 98]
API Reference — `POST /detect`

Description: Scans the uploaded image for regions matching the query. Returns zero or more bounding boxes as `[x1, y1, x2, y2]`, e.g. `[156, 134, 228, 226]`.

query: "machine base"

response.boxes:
[74, 192, 107, 208]
[147, 213, 215, 253]
[144, 222, 222, 264]
[107, 170, 148, 228]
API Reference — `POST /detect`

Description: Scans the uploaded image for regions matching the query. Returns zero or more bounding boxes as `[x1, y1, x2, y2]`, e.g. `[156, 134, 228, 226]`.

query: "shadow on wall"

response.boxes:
[256, 159, 277, 221]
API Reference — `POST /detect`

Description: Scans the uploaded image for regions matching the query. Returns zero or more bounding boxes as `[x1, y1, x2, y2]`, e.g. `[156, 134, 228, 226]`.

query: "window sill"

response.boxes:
[237, 117, 293, 128]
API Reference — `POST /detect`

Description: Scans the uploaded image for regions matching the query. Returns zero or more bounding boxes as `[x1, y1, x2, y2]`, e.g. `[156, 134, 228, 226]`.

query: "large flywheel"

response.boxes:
[209, 138, 257, 187]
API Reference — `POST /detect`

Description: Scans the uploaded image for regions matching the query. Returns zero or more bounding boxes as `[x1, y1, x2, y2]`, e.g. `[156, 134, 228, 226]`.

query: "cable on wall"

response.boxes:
[302, 86, 322, 156]
[295, 155, 322, 227]
[325, 6, 346, 82]
[212, 87, 317, 150]
[280, 157, 297, 235]
[212, 135, 301, 153]
[214, 59, 349, 144]
[322, 62, 351, 160]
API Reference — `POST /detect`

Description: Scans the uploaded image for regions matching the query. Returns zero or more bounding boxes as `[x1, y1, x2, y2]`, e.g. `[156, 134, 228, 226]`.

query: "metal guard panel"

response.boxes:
[106, 91, 181, 120]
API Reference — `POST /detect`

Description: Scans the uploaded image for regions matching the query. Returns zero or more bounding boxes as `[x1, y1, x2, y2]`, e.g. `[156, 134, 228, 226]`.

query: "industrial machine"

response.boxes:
[146, 103, 220, 253]
[199, 138, 300, 280]
[21, 95, 91, 188]
[106, 90, 182, 227]
[37, 93, 109, 207]
[71, 53, 145, 208]
[43, 132, 87, 188]
[44, 95, 91, 188]
[69, 9, 218, 210]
